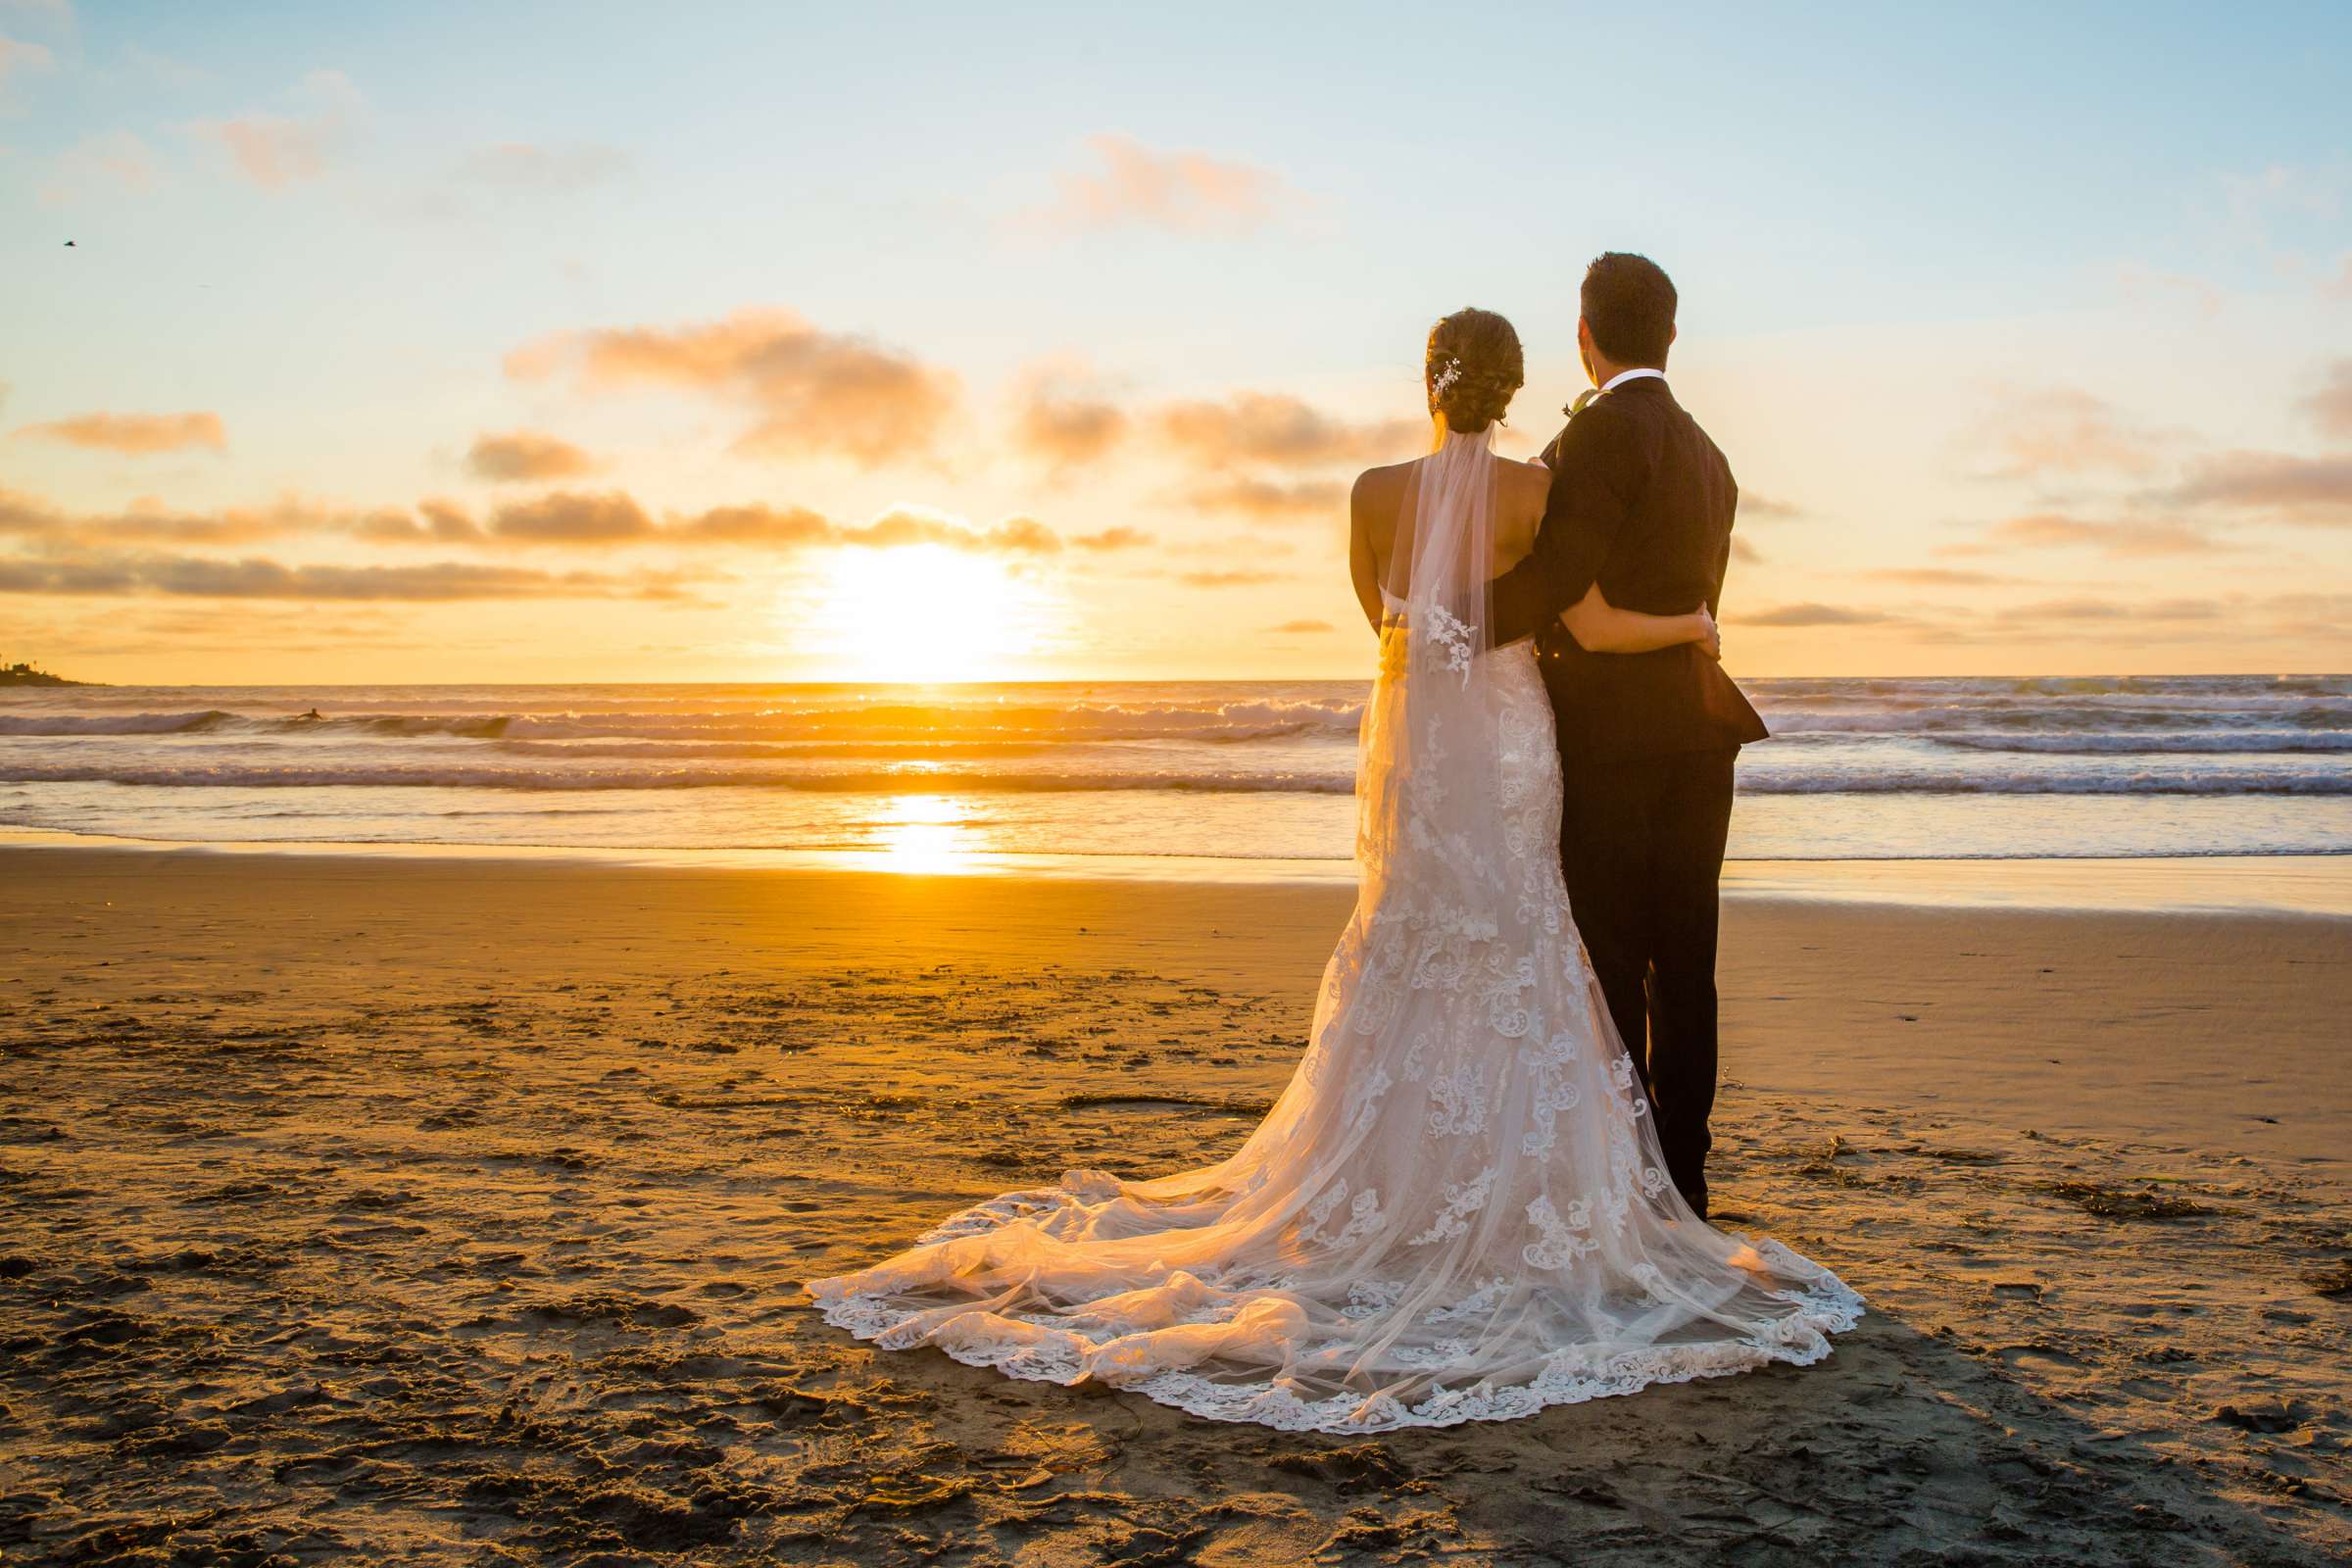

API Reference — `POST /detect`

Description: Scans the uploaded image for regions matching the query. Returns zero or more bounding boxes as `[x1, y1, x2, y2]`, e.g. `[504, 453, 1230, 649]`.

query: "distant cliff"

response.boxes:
[0, 662, 88, 687]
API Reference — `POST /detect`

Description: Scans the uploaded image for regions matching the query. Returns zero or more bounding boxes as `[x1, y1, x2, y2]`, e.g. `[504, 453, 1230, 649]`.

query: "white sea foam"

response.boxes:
[2, 676, 2346, 859]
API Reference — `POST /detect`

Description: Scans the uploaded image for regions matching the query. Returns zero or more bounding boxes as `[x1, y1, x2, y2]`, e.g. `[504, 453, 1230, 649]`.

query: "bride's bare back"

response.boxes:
[1348, 452, 1552, 631]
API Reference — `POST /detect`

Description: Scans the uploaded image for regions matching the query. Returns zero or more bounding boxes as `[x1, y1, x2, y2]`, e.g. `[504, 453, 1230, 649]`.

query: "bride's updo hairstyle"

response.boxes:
[1425, 307, 1524, 434]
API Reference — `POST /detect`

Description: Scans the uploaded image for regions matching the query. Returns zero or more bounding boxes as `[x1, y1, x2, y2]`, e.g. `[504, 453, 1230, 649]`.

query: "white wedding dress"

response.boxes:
[808, 426, 1862, 1433]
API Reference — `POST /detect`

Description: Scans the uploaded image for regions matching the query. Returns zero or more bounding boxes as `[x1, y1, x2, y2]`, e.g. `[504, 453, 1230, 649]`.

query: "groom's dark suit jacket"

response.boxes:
[1491, 375, 1768, 761]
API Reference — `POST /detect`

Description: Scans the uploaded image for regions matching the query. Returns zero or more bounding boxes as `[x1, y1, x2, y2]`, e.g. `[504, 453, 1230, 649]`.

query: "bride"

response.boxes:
[807, 309, 1861, 1433]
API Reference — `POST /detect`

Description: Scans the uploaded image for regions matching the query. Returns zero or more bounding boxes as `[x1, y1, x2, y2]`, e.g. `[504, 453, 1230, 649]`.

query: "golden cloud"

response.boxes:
[2302, 360, 2352, 439]
[506, 308, 959, 466]
[488, 491, 653, 543]
[838, 508, 1060, 554]
[187, 70, 363, 189]
[0, 487, 366, 546]
[0, 484, 1152, 616]
[1954, 513, 2223, 558]
[1863, 566, 2023, 587]
[1071, 526, 1152, 551]
[2167, 451, 2352, 521]
[1035, 133, 1291, 235]
[1968, 387, 2169, 479]
[1014, 365, 1128, 468]
[1183, 475, 1348, 521]
[1737, 603, 1904, 628]
[352, 500, 486, 544]
[1178, 568, 1286, 588]
[465, 430, 599, 483]
[670, 503, 837, 546]
[1157, 392, 1416, 469]
[14, 411, 226, 455]
[0, 554, 691, 602]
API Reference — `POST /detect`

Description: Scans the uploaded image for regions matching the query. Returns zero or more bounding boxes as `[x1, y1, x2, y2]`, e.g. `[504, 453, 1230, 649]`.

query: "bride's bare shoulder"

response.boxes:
[1350, 459, 1418, 515]
[1501, 455, 1552, 498]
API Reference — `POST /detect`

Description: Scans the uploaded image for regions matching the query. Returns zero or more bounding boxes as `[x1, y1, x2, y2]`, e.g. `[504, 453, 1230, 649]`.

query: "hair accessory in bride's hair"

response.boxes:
[1431, 357, 1462, 395]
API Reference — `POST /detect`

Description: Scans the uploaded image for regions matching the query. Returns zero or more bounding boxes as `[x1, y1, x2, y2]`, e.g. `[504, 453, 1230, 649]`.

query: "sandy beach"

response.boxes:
[2, 845, 2347, 1565]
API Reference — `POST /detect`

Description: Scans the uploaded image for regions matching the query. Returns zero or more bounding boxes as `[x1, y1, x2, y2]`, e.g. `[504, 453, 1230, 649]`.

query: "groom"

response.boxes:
[1489, 253, 1767, 1219]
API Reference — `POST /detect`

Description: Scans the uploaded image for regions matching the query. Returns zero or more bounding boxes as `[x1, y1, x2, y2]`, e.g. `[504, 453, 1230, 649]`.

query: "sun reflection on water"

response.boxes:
[874, 793, 976, 873]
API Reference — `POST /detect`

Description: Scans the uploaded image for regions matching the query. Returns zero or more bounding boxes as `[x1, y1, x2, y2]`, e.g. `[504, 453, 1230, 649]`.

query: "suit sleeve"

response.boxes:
[1488, 405, 1640, 646]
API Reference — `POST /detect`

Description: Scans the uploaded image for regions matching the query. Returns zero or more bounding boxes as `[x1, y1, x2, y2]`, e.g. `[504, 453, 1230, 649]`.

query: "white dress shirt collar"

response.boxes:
[1599, 367, 1666, 394]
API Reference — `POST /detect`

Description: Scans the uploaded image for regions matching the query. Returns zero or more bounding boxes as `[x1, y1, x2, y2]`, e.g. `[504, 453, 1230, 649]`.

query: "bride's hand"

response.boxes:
[1692, 607, 1722, 662]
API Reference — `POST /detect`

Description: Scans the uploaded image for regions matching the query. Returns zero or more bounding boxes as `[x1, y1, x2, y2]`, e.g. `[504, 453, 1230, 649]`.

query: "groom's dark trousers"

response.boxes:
[1489, 375, 1767, 1219]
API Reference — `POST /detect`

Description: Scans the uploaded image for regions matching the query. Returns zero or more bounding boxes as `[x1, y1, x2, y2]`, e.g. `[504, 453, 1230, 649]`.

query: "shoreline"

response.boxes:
[4, 827, 2349, 915]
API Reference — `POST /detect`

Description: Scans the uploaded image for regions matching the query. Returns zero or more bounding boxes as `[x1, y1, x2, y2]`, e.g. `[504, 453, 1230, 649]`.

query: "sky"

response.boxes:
[2, 0, 2348, 684]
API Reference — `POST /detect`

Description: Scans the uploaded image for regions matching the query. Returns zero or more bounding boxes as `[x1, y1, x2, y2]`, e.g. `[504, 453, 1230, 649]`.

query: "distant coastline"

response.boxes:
[0, 662, 88, 688]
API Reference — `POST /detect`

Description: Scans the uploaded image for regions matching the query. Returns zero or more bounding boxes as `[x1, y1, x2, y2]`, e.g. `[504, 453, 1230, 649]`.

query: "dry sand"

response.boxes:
[1, 846, 2346, 1565]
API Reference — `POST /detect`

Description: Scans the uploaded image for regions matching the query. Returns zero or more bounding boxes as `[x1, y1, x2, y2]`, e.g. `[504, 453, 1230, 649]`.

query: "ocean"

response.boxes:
[2, 676, 2347, 873]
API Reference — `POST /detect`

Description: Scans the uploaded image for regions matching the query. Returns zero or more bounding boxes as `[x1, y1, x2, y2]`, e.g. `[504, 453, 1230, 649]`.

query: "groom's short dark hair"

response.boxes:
[1582, 253, 1676, 368]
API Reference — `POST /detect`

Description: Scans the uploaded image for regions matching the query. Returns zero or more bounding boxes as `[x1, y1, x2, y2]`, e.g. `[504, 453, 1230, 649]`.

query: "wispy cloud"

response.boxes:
[39, 129, 156, 204]
[2297, 359, 2352, 440]
[1948, 512, 2223, 558]
[667, 503, 835, 547]
[187, 70, 363, 188]
[2, 485, 1146, 571]
[1149, 391, 1413, 523]
[1177, 568, 1286, 588]
[411, 495, 1142, 557]
[3, 488, 431, 548]
[1182, 475, 1347, 521]
[2164, 451, 2352, 522]
[1030, 133, 1294, 236]
[834, 507, 1062, 554]
[13, 411, 225, 455]
[488, 490, 651, 543]
[1992, 596, 2220, 625]
[1071, 526, 1152, 551]
[355, 500, 482, 544]
[5, 490, 210, 544]
[465, 430, 599, 483]
[1861, 566, 2025, 587]
[1966, 387, 2173, 479]
[1013, 362, 1128, 468]
[1737, 602, 1903, 627]
[507, 308, 960, 466]
[1158, 392, 1415, 468]
[0, 554, 691, 602]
